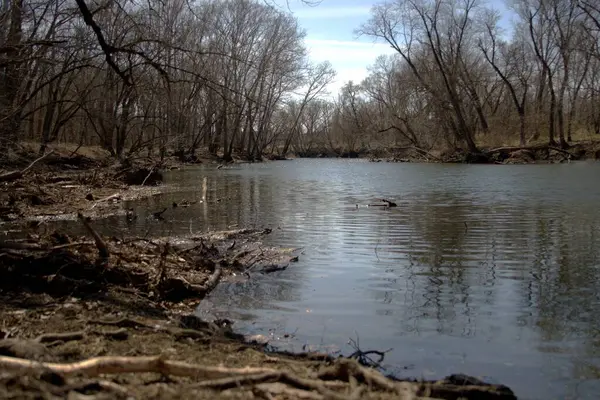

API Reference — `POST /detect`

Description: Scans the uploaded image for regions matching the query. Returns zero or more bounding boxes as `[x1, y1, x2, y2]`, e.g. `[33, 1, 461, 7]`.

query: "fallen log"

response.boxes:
[485, 144, 574, 157]
[0, 151, 54, 182]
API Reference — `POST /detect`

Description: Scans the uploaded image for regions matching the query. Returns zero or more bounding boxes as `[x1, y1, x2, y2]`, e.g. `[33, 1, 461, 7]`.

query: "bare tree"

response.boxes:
[479, 11, 533, 146]
[359, 0, 486, 154]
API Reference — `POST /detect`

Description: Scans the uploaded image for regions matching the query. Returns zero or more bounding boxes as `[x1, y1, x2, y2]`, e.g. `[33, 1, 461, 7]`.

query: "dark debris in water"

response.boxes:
[0, 224, 298, 303]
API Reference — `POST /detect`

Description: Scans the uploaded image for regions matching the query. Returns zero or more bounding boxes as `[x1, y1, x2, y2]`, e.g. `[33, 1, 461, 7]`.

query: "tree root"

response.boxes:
[0, 355, 276, 379]
[0, 353, 517, 399]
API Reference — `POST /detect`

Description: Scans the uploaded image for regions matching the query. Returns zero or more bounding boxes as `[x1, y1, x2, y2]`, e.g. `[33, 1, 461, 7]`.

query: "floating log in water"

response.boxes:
[356, 198, 398, 208]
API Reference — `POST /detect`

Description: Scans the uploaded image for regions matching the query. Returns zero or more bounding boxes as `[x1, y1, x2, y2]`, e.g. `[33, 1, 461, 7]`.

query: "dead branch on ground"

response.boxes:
[0, 151, 55, 182]
[0, 355, 276, 379]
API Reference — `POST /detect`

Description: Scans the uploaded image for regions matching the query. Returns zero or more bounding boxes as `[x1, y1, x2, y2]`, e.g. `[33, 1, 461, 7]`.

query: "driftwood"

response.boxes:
[0, 151, 54, 182]
[408, 146, 442, 161]
[77, 213, 109, 262]
[485, 144, 574, 157]
[90, 193, 122, 209]
[364, 199, 397, 208]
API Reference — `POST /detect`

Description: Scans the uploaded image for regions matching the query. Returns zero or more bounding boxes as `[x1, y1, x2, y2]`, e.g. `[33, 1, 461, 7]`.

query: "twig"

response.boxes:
[141, 166, 157, 186]
[347, 335, 392, 368]
[35, 331, 85, 344]
[90, 193, 121, 209]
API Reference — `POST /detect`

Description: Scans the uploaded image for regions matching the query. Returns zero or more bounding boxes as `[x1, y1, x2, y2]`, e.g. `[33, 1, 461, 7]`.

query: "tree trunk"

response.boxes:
[519, 109, 526, 147]
[0, 0, 24, 152]
[548, 85, 557, 147]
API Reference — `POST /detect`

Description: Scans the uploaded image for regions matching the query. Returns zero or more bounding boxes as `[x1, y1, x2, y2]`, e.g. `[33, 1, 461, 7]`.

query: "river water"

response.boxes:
[51, 159, 600, 399]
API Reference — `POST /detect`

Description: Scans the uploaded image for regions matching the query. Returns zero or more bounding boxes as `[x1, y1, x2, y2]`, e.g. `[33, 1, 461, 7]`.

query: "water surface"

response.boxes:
[51, 159, 600, 399]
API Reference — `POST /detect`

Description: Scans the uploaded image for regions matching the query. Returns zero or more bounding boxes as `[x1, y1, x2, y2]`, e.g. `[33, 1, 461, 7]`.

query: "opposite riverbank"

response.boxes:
[293, 140, 600, 164]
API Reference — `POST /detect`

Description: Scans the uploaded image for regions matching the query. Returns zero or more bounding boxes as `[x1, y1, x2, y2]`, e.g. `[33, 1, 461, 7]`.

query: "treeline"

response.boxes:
[2, 0, 599, 162]
[0, 0, 334, 162]
[282, 0, 600, 157]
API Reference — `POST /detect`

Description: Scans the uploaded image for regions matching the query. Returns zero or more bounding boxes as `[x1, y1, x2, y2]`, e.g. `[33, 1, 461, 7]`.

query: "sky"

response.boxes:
[283, 0, 515, 95]
[287, 0, 395, 95]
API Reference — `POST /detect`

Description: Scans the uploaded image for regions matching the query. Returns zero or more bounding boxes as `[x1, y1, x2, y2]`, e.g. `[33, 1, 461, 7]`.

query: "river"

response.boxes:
[51, 159, 600, 399]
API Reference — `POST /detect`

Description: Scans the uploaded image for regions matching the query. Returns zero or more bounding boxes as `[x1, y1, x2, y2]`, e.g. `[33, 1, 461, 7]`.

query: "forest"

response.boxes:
[1, 0, 600, 163]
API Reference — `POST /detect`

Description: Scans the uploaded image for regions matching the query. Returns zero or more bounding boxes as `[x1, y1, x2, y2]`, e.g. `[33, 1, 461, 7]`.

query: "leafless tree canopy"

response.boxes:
[299, 0, 600, 155]
[0, 0, 334, 161]
[1, 0, 599, 159]
[345, 0, 600, 153]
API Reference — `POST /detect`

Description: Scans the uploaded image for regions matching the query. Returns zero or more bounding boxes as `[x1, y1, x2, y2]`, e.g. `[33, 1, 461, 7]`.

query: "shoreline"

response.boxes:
[290, 140, 600, 164]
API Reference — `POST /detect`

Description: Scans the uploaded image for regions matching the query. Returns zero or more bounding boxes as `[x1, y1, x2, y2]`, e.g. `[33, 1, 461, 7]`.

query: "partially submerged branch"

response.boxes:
[77, 213, 109, 262]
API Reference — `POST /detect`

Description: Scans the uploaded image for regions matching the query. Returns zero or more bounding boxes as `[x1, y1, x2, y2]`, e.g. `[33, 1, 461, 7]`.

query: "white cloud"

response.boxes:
[306, 39, 393, 64]
[303, 38, 396, 95]
[292, 6, 372, 19]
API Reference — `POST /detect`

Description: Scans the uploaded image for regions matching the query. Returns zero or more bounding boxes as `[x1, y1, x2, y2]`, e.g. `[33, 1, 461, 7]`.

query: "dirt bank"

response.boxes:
[0, 147, 178, 224]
